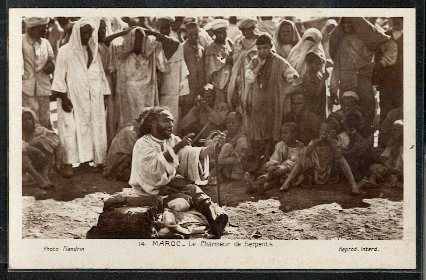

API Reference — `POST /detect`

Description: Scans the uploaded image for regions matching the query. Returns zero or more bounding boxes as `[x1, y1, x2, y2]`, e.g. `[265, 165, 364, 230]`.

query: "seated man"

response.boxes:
[283, 91, 321, 146]
[180, 83, 228, 145]
[364, 120, 403, 189]
[379, 107, 403, 148]
[103, 108, 151, 182]
[129, 106, 228, 238]
[22, 108, 59, 189]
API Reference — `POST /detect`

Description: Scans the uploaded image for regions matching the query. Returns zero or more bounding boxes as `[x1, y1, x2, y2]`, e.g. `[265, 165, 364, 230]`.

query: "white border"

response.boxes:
[9, 8, 417, 269]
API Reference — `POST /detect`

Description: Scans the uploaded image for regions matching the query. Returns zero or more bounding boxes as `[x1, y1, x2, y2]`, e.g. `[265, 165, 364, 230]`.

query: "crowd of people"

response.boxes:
[22, 15, 404, 236]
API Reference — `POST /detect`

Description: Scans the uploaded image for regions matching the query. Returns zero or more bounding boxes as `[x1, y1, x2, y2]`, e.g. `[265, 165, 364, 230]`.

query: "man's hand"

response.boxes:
[322, 69, 330, 80]
[124, 26, 137, 34]
[226, 55, 233, 65]
[175, 133, 195, 152]
[211, 133, 226, 147]
[104, 96, 108, 110]
[43, 60, 55, 75]
[270, 166, 287, 177]
[61, 96, 73, 113]
[328, 89, 339, 107]
[258, 57, 266, 68]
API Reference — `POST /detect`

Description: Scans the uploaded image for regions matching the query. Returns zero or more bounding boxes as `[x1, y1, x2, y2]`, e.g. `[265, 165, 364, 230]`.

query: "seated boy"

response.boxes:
[282, 120, 360, 194]
[244, 121, 305, 194]
[217, 112, 248, 181]
[364, 120, 403, 188]
[339, 109, 373, 181]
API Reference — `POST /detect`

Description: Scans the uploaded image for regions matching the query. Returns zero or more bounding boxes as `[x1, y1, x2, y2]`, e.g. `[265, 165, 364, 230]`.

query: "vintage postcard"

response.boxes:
[9, 8, 417, 269]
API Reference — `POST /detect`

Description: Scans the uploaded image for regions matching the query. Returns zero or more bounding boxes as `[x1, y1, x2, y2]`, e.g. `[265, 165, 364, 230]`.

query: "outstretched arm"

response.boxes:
[103, 27, 136, 46]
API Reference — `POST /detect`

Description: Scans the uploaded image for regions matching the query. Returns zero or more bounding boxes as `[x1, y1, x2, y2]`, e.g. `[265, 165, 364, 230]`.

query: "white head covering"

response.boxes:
[341, 91, 360, 101]
[273, 20, 301, 59]
[100, 17, 113, 37]
[69, 17, 99, 65]
[203, 83, 214, 91]
[287, 27, 325, 76]
[393, 119, 404, 126]
[204, 21, 213, 31]
[237, 17, 258, 29]
[156, 16, 175, 22]
[24, 17, 50, 29]
[321, 19, 338, 34]
[211, 19, 229, 30]
[110, 17, 128, 33]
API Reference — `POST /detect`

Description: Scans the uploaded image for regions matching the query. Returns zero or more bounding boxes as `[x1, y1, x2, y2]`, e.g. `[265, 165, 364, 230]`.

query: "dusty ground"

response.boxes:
[22, 167, 403, 239]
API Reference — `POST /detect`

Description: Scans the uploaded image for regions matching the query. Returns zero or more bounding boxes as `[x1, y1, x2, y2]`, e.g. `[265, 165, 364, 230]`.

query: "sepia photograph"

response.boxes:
[8, 7, 417, 269]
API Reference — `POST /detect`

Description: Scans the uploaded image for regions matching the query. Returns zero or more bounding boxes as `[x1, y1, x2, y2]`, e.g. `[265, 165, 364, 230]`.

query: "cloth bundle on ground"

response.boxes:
[157, 192, 216, 238]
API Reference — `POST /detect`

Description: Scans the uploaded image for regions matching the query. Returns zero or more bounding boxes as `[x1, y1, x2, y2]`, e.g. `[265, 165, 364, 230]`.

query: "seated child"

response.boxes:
[338, 109, 373, 181]
[366, 120, 403, 188]
[282, 120, 360, 194]
[217, 112, 249, 180]
[244, 121, 305, 194]
[303, 51, 330, 119]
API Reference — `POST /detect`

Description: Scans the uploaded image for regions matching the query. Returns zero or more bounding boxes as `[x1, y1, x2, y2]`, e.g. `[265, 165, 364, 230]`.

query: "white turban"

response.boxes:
[393, 119, 404, 126]
[211, 19, 229, 30]
[341, 91, 360, 101]
[24, 17, 50, 29]
[157, 16, 175, 22]
[203, 83, 214, 91]
[204, 21, 213, 31]
[238, 17, 258, 29]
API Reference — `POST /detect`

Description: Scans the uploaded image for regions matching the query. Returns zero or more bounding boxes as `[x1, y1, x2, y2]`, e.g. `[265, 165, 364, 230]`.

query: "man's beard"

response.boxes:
[157, 126, 173, 139]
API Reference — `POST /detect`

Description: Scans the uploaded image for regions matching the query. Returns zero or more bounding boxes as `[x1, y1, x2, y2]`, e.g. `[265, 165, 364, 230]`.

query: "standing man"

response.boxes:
[153, 17, 189, 134]
[228, 17, 260, 113]
[375, 17, 403, 124]
[205, 19, 234, 107]
[22, 17, 55, 129]
[51, 18, 111, 177]
[182, 21, 206, 117]
[329, 17, 392, 125]
[245, 34, 299, 171]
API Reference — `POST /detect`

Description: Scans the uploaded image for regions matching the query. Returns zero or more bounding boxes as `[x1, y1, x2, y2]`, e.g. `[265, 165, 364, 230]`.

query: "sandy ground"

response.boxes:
[22, 168, 404, 240]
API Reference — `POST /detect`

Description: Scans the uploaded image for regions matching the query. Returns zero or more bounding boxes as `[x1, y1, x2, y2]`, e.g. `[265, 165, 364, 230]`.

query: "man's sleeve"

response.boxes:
[135, 141, 179, 186]
[51, 48, 68, 93]
[46, 40, 54, 61]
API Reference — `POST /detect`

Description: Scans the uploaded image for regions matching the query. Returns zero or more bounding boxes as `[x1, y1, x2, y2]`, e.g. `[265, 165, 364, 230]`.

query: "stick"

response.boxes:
[214, 142, 222, 206]
[192, 122, 211, 144]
